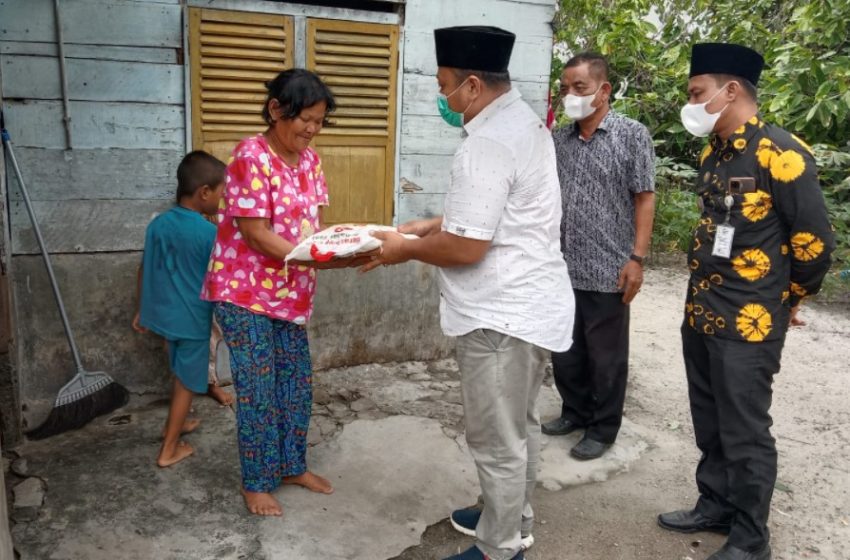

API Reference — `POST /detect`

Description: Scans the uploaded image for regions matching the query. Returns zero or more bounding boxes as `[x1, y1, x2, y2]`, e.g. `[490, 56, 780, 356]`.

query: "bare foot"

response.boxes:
[161, 418, 200, 438]
[283, 471, 334, 494]
[241, 489, 283, 516]
[157, 440, 194, 468]
[208, 384, 234, 407]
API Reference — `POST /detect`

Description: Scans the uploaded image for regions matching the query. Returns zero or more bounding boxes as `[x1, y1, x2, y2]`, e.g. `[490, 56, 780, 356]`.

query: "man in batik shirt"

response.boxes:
[543, 52, 656, 461]
[658, 42, 834, 560]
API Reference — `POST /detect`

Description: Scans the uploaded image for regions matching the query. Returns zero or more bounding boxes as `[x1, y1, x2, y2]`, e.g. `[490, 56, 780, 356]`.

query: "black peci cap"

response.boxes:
[689, 42, 765, 86]
[434, 26, 516, 73]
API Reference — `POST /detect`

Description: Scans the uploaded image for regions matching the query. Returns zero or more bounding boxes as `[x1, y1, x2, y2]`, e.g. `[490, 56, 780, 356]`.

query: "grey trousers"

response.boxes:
[456, 329, 550, 560]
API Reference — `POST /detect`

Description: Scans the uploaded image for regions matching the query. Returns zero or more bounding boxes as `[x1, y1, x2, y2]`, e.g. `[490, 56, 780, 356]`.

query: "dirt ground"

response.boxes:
[395, 266, 850, 560]
[5, 266, 850, 560]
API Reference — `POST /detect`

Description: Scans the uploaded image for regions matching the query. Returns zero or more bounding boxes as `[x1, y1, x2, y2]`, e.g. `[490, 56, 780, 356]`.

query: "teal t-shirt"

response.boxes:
[139, 206, 216, 340]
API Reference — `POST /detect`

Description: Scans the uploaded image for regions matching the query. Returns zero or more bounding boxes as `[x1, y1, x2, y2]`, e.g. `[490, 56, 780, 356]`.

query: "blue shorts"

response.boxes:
[166, 339, 209, 394]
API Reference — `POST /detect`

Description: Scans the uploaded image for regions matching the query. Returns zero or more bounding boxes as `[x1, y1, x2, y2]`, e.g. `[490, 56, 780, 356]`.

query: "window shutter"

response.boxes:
[307, 19, 399, 225]
[189, 8, 294, 162]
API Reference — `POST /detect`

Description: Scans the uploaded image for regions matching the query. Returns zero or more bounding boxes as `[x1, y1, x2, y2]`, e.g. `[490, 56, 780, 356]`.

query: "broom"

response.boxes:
[1, 112, 129, 439]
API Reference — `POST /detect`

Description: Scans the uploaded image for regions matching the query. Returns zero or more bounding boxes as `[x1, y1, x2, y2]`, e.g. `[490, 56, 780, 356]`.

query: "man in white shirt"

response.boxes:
[361, 26, 575, 560]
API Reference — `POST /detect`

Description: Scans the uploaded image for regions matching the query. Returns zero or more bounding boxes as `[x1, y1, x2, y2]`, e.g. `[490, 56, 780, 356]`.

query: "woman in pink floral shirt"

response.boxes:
[202, 69, 335, 517]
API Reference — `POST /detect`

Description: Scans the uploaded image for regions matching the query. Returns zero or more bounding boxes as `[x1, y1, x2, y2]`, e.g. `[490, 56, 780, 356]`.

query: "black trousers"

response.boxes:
[551, 289, 630, 443]
[682, 323, 785, 552]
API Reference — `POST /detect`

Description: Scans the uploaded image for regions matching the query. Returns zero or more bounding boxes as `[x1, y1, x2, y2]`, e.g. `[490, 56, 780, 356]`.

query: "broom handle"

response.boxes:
[2, 128, 85, 373]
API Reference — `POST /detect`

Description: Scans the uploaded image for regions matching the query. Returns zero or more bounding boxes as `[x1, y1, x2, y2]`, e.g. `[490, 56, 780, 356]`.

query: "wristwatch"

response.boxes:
[629, 253, 645, 265]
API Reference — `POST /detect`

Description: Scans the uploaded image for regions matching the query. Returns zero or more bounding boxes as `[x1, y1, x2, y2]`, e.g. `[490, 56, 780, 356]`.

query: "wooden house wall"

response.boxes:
[0, 0, 190, 429]
[396, 0, 557, 222]
[0, 0, 556, 431]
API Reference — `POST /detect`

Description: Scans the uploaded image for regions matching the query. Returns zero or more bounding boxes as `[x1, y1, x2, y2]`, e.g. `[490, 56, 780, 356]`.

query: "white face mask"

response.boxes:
[680, 83, 732, 137]
[562, 85, 603, 121]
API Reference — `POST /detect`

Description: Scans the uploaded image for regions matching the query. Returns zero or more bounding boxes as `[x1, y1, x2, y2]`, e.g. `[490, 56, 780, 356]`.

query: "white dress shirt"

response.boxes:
[438, 88, 575, 352]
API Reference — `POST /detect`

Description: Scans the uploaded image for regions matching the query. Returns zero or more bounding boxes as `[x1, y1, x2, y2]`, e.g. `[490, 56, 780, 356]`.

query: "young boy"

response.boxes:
[132, 151, 226, 467]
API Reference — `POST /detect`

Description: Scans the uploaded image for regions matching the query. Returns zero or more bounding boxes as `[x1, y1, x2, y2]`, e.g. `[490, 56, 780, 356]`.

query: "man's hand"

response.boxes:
[398, 217, 441, 238]
[618, 260, 644, 305]
[132, 311, 148, 334]
[789, 305, 806, 327]
[359, 231, 409, 273]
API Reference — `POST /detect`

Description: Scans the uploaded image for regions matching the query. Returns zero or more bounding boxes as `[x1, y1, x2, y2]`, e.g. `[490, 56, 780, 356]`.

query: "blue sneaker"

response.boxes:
[442, 545, 525, 560]
[449, 509, 535, 550]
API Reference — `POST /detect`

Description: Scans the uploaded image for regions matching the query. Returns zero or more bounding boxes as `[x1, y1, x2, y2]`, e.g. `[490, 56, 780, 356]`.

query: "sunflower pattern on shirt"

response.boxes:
[202, 135, 329, 325]
[685, 116, 834, 342]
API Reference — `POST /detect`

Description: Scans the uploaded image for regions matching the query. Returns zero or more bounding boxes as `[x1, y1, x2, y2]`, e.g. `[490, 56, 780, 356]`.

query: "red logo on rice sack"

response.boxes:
[310, 244, 335, 262]
[334, 226, 354, 233]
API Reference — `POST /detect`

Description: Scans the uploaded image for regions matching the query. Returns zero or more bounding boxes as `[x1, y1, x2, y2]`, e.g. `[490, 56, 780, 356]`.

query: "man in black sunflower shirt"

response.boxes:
[657, 43, 834, 560]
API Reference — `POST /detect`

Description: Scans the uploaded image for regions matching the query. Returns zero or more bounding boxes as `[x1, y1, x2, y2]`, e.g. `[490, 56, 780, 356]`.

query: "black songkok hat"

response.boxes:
[434, 26, 516, 73]
[689, 42, 765, 86]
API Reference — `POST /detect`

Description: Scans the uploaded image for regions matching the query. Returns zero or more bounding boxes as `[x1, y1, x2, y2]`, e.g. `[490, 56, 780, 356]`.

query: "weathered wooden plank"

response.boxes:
[399, 154, 453, 195]
[402, 73, 550, 118]
[1, 56, 183, 104]
[186, 0, 400, 25]
[5, 148, 182, 201]
[399, 115, 464, 156]
[10, 199, 173, 254]
[0, 42, 178, 64]
[0, 0, 182, 47]
[13, 254, 452, 427]
[396, 193, 445, 223]
[403, 0, 556, 37]
[2, 100, 185, 150]
[403, 31, 552, 82]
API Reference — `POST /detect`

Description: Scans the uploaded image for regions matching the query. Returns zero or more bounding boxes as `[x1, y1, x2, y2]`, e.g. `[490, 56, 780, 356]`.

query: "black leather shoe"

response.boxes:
[541, 417, 581, 436]
[707, 543, 771, 560]
[569, 435, 611, 460]
[657, 509, 732, 535]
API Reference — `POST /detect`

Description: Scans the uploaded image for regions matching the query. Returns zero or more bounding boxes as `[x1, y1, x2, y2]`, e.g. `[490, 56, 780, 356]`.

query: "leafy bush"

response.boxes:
[652, 157, 699, 254]
[552, 0, 850, 295]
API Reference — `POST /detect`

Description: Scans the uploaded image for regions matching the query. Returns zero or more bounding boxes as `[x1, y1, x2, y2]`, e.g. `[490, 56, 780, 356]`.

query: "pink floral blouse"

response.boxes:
[202, 135, 328, 324]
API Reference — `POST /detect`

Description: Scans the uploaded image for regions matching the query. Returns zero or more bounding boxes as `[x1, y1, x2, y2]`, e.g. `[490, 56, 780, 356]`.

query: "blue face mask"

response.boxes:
[436, 78, 470, 128]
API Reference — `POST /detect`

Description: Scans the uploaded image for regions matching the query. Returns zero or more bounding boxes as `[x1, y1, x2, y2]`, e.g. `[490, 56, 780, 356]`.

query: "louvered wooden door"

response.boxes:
[307, 19, 398, 225]
[189, 8, 294, 163]
[188, 10, 398, 225]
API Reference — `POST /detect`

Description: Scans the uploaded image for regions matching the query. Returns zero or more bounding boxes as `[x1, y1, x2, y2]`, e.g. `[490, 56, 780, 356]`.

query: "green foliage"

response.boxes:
[813, 144, 850, 274]
[552, 0, 850, 282]
[652, 156, 700, 253]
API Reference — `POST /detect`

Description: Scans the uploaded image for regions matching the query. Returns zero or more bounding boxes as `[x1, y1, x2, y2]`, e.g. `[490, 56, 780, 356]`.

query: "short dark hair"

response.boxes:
[564, 52, 610, 82]
[711, 74, 758, 101]
[262, 69, 337, 126]
[176, 151, 226, 203]
[451, 68, 512, 87]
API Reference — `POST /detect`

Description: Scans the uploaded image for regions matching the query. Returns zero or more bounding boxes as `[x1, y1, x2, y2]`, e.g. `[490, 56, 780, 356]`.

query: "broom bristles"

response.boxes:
[26, 382, 129, 440]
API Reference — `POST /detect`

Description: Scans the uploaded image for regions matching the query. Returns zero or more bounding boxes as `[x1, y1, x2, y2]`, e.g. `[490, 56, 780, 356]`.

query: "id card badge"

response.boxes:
[712, 224, 735, 258]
